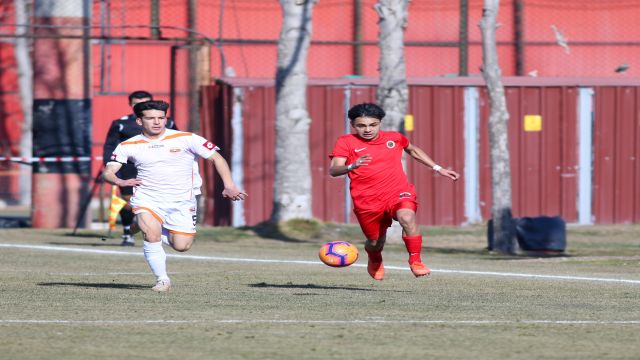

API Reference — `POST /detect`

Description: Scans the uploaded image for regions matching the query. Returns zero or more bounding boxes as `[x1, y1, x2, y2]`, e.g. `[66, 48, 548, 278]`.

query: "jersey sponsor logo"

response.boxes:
[203, 141, 215, 150]
[148, 144, 165, 149]
[170, 147, 182, 153]
[355, 147, 367, 152]
[386, 141, 396, 149]
[399, 192, 412, 198]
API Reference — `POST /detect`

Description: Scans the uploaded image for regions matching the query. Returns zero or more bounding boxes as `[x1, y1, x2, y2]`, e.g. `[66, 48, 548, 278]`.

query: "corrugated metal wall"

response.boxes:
[201, 78, 640, 226]
[593, 86, 640, 224]
[406, 86, 466, 225]
[479, 86, 579, 222]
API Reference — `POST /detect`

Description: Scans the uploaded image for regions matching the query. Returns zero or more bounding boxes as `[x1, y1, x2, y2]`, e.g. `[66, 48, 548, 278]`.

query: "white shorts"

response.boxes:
[130, 198, 198, 235]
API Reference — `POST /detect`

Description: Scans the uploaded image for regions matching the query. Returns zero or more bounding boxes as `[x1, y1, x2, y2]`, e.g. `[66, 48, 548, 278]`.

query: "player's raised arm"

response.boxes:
[206, 151, 248, 201]
[404, 143, 460, 181]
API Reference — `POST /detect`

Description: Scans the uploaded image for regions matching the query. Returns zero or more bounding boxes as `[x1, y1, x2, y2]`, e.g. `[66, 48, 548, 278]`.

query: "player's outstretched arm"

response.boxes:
[404, 143, 460, 181]
[103, 162, 143, 187]
[207, 152, 248, 201]
[329, 155, 371, 177]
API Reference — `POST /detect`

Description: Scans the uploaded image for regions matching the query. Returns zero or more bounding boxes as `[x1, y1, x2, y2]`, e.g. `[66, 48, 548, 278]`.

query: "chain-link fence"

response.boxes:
[2, 1, 638, 80]
[0, 0, 638, 206]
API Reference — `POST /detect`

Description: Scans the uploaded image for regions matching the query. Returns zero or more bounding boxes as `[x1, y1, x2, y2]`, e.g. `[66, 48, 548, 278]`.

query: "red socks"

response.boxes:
[402, 235, 423, 265]
[365, 248, 383, 263]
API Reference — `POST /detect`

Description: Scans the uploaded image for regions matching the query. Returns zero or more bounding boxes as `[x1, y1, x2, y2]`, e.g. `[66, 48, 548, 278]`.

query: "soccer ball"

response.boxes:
[318, 241, 359, 267]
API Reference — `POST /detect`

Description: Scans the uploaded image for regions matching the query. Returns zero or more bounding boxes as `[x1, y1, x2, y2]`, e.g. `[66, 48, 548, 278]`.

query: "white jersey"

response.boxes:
[109, 129, 218, 204]
[193, 161, 202, 196]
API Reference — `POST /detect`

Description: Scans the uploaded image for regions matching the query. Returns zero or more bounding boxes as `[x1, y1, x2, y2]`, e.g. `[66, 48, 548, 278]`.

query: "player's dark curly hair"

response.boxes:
[347, 103, 386, 123]
[133, 100, 170, 118]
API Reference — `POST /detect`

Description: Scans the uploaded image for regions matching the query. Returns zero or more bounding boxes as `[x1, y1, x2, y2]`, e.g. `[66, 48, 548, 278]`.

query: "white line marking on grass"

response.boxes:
[49, 272, 153, 276]
[2, 243, 640, 285]
[1, 319, 639, 326]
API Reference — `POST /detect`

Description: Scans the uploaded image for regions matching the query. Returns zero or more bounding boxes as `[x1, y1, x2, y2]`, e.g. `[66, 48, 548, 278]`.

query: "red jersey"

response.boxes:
[330, 131, 415, 211]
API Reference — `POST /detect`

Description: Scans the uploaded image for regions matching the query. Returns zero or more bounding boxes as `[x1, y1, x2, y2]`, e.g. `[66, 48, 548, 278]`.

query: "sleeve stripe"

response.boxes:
[163, 133, 192, 140]
[121, 139, 148, 146]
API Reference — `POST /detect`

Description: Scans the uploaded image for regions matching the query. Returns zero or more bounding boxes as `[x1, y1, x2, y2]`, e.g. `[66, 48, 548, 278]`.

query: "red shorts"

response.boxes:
[354, 192, 418, 241]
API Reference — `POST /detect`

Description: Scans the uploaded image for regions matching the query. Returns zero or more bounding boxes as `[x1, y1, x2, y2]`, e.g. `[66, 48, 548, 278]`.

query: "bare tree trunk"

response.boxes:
[374, 0, 409, 241]
[271, 0, 316, 222]
[480, 0, 515, 254]
[375, 0, 409, 132]
[14, 0, 33, 206]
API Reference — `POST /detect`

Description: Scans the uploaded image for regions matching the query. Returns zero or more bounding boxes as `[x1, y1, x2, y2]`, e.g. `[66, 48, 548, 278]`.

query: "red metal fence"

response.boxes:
[593, 86, 640, 224]
[479, 86, 579, 222]
[200, 77, 640, 226]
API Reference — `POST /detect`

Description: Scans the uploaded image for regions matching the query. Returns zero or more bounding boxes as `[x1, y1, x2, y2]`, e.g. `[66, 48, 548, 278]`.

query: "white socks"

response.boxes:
[143, 241, 169, 281]
[160, 227, 171, 246]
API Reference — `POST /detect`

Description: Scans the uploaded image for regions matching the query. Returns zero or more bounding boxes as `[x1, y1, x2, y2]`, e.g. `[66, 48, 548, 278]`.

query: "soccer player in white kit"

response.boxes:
[103, 100, 247, 292]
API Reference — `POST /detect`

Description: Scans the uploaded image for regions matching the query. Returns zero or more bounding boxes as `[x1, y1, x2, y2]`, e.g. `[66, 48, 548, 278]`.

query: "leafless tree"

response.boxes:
[480, 0, 515, 254]
[14, 0, 33, 206]
[271, 0, 317, 222]
[375, 0, 409, 132]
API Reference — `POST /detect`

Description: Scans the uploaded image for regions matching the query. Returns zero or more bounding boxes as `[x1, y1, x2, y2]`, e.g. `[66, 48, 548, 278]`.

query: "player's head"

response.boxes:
[128, 90, 153, 107]
[133, 100, 169, 137]
[348, 103, 385, 123]
[348, 103, 385, 141]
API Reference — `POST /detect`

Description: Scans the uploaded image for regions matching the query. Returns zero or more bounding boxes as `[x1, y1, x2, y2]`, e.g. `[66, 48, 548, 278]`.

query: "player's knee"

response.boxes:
[171, 240, 193, 252]
[365, 239, 384, 251]
[397, 212, 416, 227]
[172, 243, 191, 252]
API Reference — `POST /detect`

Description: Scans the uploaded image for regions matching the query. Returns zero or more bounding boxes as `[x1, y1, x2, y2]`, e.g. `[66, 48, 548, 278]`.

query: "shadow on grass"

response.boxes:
[250, 282, 377, 292]
[247, 220, 319, 244]
[485, 251, 571, 260]
[426, 247, 489, 256]
[427, 247, 570, 259]
[64, 232, 111, 238]
[38, 282, 148, 290]
[48, 241, 130, 248]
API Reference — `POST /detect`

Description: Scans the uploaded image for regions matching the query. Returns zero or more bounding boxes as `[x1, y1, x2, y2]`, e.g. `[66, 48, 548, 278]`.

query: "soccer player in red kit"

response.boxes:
[329, 103, 459, 280]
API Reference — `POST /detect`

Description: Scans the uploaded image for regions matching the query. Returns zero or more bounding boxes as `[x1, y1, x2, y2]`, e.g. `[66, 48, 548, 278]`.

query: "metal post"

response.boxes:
[170, 45, 178, 121]
[188, 0, 200, 132]
[577, 88, 594, 224]
[464, 87, 481, 223]
[151, 0, 160, 39]
[353, 0, 362, 76]
[459, 0, 468, 76]
[514, 0, 524, 76]
[343, 85, 352, 224]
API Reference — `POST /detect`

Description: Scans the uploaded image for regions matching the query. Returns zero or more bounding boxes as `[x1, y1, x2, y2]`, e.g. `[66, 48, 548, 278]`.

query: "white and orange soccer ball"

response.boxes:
[318, 241, 359, 267]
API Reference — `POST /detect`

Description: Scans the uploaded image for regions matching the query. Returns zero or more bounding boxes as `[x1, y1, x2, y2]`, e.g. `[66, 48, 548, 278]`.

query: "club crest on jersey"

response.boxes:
[399, 192, 412, 199]
[203, 141, 215, 150]
[386, 140, 396, 149]
[170, 147, 182, 153]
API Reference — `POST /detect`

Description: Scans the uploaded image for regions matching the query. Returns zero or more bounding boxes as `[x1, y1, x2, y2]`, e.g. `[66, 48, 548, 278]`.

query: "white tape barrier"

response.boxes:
[0, 156, 102, 163]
